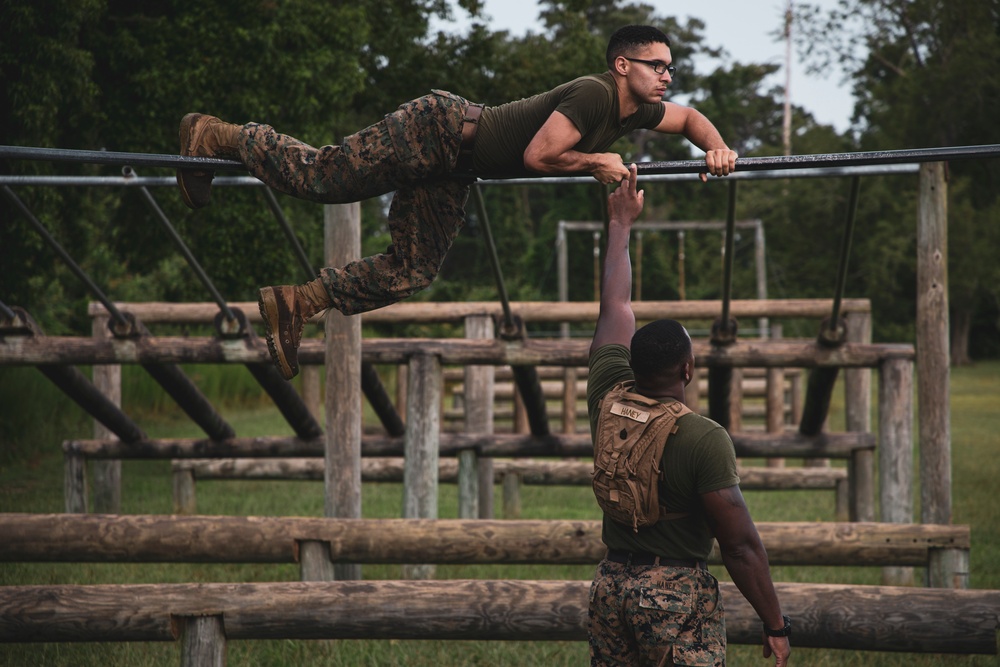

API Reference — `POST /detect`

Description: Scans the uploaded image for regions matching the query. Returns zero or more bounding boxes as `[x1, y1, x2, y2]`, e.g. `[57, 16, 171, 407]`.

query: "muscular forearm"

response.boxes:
[600, 220, 632, 307]
[721, 541, 784, 630]
[681, 110, 730, 153]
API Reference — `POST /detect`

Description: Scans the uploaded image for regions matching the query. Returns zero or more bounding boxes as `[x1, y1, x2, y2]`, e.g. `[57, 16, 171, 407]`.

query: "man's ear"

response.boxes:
[613, 56, 629, 76]
[682, 359, 693, 385]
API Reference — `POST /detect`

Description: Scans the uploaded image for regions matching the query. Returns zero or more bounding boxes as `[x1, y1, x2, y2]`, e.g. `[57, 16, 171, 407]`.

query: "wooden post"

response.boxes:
[561, 367, 577, 434]
[928, 548, 969, 590]
[172, 467, 196, 515]
[834, 476, 850, 522]
[845, 311, 874, 520]
[324, 201, 362, 581]
[917, 162, 951, 526]
[728, 368, 744, 433]
[684, 368, 701, 413]
[91, 315, 121, 513]
[879, 357, 914, 585]
[502, 471, 523, 519]
[64, 451, 87, 513]
[298, 540, 336, 582]
[789, 371, 802, 426]
[462, 315, 494, 519]
[178, 615, 226, 667]
[403, 353, 441, 579]
[396, 363, 408, 423]
[766, 323, 785, 468]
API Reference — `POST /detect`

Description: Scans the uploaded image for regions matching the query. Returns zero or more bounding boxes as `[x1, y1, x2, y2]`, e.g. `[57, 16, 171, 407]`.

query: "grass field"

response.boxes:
[1, 361, 999, 666]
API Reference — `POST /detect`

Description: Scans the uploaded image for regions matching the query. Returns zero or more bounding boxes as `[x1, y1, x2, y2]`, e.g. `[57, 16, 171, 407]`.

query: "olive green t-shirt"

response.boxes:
[587, 344, 741, 560]
[472, 71, 666, 176]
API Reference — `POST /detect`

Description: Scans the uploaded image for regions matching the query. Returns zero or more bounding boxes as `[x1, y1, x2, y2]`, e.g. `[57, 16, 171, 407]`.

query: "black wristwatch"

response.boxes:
[763, 615, 792, 638]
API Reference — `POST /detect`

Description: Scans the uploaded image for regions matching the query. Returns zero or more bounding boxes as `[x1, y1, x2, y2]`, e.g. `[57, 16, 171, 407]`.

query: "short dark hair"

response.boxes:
[606, 25, 671, 68]
[629, 319, 691, 380]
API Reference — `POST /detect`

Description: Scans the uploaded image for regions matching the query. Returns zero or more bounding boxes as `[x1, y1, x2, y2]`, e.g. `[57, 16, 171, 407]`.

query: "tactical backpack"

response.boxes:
[592, 381, 693, 532]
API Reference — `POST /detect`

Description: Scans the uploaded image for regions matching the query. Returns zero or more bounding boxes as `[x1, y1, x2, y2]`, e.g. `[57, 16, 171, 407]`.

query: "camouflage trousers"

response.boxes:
[588, 559, 726, 666]
[237, 90, 473, 315]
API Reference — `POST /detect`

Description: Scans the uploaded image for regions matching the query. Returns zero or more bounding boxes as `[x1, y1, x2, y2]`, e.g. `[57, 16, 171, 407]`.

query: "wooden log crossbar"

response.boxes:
[169, 459, 851, 520]
[0, 514, 969, 570]
[64, 431, 874, 460]
[87, 299, 872, 324]
[172, 457, 846, 490]
[0, 336, 914, 368]
[0, 579, 994, 654]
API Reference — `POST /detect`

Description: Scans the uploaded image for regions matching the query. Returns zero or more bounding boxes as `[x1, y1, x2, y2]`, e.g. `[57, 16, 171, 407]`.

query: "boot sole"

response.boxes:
[258, 288, 297, 380]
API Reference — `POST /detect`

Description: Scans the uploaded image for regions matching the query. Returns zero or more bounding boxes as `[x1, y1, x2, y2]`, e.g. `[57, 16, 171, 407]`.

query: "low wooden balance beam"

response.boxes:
[0, 514, 968, 588]
[169, 458, 851, 520]
[0, 579, 995, 655]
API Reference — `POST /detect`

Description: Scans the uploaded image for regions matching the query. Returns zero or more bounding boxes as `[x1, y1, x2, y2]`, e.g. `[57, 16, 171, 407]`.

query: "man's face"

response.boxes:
[621, 43, 674, 104]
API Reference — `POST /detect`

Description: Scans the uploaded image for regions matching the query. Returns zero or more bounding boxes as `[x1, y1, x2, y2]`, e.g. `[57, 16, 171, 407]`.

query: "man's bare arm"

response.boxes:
[523, 111, 630, 184]
[591, 164, 642, 354]
[702, 485, 790, 665]
[655, 102, 738, 181]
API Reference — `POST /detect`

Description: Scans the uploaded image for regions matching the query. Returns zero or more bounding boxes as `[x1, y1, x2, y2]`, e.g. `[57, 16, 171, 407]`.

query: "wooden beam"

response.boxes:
[174, 458, 847, 490]
[64, 430, 874, 460]
[0, 336, 915, 368]
[0, 579, 995, 653]
[0, 515, 968, 568]
[87, 299, 873, 325]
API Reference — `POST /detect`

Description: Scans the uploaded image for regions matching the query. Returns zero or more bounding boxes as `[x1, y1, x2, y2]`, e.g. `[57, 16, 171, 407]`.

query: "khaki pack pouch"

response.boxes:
[593, 381, 692, 532]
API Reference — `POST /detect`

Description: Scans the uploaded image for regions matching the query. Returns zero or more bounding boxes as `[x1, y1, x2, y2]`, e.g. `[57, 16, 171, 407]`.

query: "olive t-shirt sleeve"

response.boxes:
[691, 422, 741, 494]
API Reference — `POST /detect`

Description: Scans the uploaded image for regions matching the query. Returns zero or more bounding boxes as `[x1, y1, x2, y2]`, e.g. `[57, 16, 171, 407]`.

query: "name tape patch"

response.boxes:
[610, 402, 650, 423]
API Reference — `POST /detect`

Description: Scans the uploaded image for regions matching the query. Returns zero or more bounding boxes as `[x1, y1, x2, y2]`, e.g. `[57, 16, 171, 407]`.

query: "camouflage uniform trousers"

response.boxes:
[588, 559, 726, 666]
[236, 90, 473, 315]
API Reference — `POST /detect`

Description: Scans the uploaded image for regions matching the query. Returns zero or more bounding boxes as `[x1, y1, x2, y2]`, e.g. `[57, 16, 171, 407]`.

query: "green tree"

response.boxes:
[796, 0, 1000, 361]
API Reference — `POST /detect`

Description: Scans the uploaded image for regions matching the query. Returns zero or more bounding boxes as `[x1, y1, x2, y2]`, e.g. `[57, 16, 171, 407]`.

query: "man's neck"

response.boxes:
[611, 72, 639, 120]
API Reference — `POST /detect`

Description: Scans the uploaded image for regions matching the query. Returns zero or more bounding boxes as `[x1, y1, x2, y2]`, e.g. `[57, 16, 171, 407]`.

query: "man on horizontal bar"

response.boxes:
[176, 25, 737, 380]
[586, 164, 789, 666]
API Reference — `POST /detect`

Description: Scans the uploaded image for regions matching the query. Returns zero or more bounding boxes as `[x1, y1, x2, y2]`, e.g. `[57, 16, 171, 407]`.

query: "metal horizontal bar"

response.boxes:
[0, 145, 241, 170]
[485, 163, 922, 185]
[560, 220, 762, 231]
[0, 175, 263, 187]
[5, 143, 995, 181]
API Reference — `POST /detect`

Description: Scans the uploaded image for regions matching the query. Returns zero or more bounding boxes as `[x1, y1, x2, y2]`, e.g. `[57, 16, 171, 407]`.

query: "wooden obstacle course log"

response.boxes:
[0, 514, 969, 569]
[0, 336, 915, 368]
[88, 298, 873, 325]
[65, 430, 873, 460]
[0, 579, 995, 653]
[173, 457, 847, 490]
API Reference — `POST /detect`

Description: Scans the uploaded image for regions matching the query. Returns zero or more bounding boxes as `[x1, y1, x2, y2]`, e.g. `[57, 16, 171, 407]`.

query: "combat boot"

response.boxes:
[176, 113, 242, 209]
[258, 280, 332, 380]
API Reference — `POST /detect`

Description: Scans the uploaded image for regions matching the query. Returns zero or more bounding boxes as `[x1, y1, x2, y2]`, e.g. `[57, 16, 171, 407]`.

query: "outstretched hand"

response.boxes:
[608, 163, 644, 224]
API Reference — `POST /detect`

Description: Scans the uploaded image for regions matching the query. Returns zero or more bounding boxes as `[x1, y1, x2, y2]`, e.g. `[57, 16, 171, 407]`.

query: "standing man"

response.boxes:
[176, 25, 737, 380]
[586, 166, 790, 666]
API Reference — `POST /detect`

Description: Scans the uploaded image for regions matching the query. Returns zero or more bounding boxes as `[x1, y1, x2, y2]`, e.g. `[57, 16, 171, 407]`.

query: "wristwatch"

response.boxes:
[763, 615, 792, 638]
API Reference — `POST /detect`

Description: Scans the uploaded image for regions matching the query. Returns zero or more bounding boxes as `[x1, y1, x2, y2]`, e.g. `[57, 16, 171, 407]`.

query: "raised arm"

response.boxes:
[655, 101, 738, 182]
[590, 164, 643, 355]
[701, 485, 791, 665]
[523, 111, 630, 185]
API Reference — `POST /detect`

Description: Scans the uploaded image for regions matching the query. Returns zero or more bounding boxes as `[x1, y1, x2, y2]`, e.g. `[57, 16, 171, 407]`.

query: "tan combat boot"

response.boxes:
[176, 113, 242, 209]
[258, 280, 332, 380]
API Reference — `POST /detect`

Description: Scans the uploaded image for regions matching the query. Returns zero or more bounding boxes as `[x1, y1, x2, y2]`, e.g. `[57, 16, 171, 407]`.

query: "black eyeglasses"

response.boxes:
[624, 58, 675, 76]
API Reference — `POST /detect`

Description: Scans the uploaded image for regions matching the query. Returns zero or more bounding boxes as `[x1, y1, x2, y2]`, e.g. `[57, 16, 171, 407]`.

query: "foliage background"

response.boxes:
[0, 0, 998, 346]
